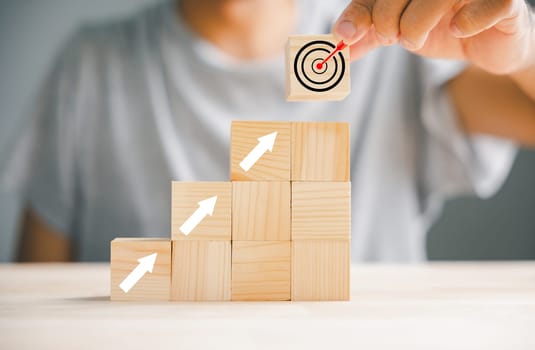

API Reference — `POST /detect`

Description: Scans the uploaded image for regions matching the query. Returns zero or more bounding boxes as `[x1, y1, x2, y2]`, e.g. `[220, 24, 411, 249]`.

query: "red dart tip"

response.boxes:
[316, 63, 323, 70]
[337, 40, 347, 50]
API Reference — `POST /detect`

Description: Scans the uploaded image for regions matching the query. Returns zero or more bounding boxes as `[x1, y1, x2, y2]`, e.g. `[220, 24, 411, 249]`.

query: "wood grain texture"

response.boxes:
[171, 182, 231, 240]
[291, 122, 350, 181]
[230, 121, 291, 181]
[292, 182, 351, 240]
[232, 182, 291, 241]
[171, 240, 231, 301]
[286, 35, 350, 101]
[232, 241, 291, 301]
[292, 240, 350, 301]
[110, 238, 171, 301]
[4, 263, 535, 349]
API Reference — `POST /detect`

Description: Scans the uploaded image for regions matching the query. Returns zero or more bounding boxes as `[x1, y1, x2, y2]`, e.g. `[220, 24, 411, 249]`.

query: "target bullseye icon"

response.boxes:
[286, 35, 350, 101]
[293, 40, 346, 93]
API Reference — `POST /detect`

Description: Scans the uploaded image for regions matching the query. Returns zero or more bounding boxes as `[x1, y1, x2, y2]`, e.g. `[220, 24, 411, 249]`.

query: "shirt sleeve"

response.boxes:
[418, 57, 517, 220]
[0, 30, 85, 237]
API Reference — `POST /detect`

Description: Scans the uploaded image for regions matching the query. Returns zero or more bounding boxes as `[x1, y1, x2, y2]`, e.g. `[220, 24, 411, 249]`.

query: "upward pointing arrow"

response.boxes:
[239, 131, 278, 172]
[119, 253, 158, 293]
[179, 196, 218, 236]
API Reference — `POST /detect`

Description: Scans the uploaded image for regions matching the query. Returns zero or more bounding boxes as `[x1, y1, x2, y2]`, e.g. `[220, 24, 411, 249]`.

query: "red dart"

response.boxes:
[316, 40, 347, 70]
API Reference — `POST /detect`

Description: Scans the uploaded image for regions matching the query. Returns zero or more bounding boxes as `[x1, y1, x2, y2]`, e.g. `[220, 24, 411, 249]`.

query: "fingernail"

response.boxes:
[336, 20, 358, 42]
[376, 32, 395, 46]
[400, 37, 417, 51]
[450, 23, 464, 38]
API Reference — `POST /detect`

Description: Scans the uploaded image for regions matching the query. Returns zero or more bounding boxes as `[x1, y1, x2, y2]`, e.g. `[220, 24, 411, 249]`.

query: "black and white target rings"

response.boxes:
[294, 40, 345, 93]
[286, 35, 350, 101]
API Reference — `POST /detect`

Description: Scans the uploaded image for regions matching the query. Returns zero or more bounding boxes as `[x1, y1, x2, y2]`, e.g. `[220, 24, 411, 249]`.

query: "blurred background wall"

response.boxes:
[0, 0, 534, 262]
[0, 0, 161, 261]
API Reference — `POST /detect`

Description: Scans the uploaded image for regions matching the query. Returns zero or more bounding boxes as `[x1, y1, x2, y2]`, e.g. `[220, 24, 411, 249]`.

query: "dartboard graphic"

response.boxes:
[293, 40, 346, 93]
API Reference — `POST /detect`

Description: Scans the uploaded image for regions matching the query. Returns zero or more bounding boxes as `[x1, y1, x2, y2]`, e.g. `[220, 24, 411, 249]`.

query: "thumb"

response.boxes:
[333, 0, 374, 45]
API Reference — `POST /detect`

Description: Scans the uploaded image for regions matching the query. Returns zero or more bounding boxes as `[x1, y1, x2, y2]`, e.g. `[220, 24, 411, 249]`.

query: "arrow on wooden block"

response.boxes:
[119, 253, 158, 293]
[179, 196, 218, 235]
[239, 131, 278, 172]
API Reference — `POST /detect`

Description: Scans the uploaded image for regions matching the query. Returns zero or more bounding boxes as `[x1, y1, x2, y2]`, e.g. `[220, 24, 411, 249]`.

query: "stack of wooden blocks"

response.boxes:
[110, 120, 350, 301]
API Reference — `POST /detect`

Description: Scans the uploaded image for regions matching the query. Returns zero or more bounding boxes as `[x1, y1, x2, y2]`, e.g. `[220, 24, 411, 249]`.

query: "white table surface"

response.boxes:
[1, 262, 535, 350]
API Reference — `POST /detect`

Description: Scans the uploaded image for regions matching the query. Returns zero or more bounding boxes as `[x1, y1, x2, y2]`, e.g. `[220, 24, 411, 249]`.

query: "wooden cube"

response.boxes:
[230, 121, 291, 181]
[232, 182, 291, 241]
[110, 238, 171, 301]
[292, 182, 351, 240]
[292, 240, 350, 301]
[232, 241, 291, 301]
[292, 122, 350, 181]
[171, 182, 231, 240]
[286, 35, 350, 101]
[171, 241, 231, 301]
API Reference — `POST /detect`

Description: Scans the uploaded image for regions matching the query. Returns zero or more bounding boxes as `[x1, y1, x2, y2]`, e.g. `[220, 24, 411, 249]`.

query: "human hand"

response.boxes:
[333, 0, 534, 75]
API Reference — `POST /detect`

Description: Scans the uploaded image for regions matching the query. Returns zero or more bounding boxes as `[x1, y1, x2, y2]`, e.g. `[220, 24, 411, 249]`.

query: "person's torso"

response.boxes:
[73, 0, 428, 261]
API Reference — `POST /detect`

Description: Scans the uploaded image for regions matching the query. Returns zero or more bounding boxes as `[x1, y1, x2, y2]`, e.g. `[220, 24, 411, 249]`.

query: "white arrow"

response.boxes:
[119, 252, 158, 293]
[239, 131, 278, 172]
[179, 196, 218, 235]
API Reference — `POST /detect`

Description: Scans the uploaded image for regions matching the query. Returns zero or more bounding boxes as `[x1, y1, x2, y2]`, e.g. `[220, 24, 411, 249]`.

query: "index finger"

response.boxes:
[333, 0, 375, 44]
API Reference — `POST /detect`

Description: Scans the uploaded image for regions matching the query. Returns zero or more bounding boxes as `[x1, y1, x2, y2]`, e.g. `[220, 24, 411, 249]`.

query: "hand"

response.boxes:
[333, 0, 535, 75]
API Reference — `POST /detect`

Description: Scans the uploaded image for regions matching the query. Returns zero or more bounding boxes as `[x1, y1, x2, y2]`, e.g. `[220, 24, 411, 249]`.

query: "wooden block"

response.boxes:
[291, 240, 350, 301]
[292, 182, 351, 240]
[171, 182, 231, 240]
[230, 121, 291, 181]
[110, 238, 171, 301]
[232, 241, 291, 301]
[291, 122, 350, 181]
[286, 35, 350, 101]
[232, 182, 291, 241]
[171, 241, 231, 301]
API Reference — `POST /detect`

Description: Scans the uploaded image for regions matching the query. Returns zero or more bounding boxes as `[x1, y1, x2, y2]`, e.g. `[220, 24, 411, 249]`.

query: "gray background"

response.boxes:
[0, 0, 534, 261]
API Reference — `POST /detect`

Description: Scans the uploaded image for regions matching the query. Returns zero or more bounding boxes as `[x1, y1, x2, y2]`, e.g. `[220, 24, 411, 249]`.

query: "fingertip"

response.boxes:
[375, 32, 398, 46]
[333, 20, 369, 45]
[333, 1, 373, 45]
[399, 37, 418, 51]
[335, 21, 358, 42]
[450, 20, 466, 38]
[346, 28, 382, 61]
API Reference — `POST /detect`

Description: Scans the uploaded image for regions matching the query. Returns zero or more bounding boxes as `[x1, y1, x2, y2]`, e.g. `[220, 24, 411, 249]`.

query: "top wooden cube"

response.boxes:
[292, 122, 350, 181]
[286, 35, 350, 101]
[230, 121, 291, 181]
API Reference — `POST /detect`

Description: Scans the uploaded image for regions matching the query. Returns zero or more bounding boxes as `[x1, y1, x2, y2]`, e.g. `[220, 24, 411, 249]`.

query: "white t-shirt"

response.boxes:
[0, 0, 516, 261]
